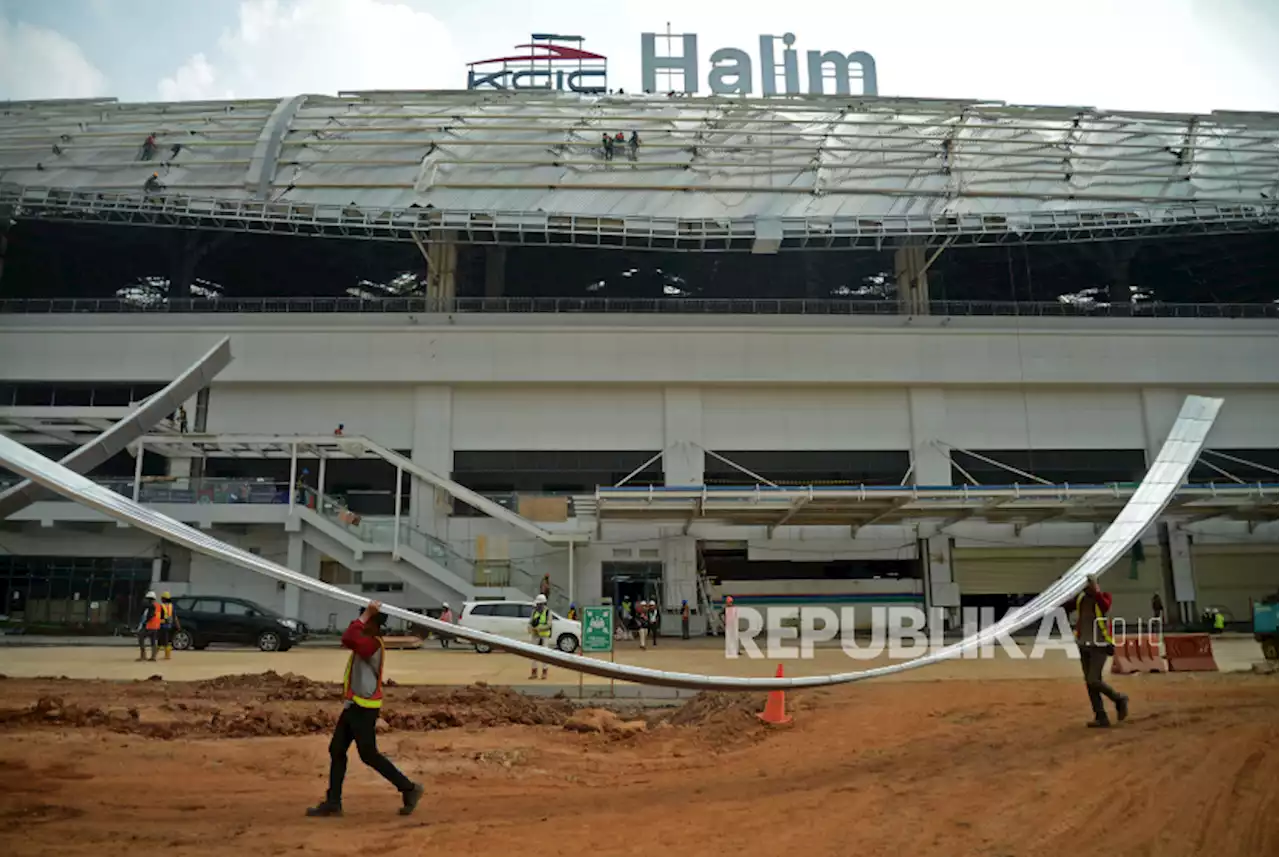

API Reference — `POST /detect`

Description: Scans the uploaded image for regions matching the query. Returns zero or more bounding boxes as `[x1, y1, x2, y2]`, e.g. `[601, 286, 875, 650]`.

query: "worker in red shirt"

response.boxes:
[1068, 575, 1129, 728]
[307, 601, 423, 817]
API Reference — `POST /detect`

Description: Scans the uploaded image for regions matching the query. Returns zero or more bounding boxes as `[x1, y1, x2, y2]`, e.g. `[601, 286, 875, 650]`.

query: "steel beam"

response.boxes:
[0, 395, 1223, 690]
[0, 337, 232, 518]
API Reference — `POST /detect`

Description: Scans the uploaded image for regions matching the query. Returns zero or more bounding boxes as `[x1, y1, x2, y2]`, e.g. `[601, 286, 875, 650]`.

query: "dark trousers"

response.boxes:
[158, 627, 172, 648]
[138, 630, 157, 659]
[682, 617, 690, 639]
[1078, 644, 1122, 719]
[326, 705, 413, 804]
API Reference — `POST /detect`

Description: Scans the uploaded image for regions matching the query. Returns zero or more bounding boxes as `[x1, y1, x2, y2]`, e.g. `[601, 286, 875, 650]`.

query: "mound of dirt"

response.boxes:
[191, 671, 338, 699]
[664, 692, 763, 728]
[405, 684, 575, 727]
[564, 708, 647, 737]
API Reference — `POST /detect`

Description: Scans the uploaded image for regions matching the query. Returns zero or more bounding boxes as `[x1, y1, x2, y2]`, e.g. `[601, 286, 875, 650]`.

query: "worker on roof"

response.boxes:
[601, 132, 614, 161]
[1067, 574, 1129, 728]
[307, 601, 423, 818]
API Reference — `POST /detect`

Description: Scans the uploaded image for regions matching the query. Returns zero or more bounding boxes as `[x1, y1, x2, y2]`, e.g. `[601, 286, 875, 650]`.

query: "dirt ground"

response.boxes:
[0, 670, 1274, 857]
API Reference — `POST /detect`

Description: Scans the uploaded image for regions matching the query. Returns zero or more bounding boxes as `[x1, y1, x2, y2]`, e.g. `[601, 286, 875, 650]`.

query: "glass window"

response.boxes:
[469, 603, 496, 616]
[492, 603, 527, 619]
[173, 598, 196, 611]
[222, 601, 254, 616]
[191, 599, 223, 614]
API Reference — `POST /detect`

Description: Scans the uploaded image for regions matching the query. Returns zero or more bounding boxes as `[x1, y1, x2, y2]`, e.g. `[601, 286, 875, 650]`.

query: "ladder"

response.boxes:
[696, 568, 724, 636]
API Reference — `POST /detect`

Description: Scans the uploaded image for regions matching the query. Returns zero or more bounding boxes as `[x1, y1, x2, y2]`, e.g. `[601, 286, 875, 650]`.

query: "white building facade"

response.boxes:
[1, 309, 1275, 634]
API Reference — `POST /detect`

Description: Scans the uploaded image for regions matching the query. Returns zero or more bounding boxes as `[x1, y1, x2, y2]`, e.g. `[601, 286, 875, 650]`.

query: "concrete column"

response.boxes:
[661, 532, 699, 611]
[284, 532, 304, 618]
[426, 231, 458, 309]
[1167, 524, 1196, 622]
[150, 552, 165, 588]
[925, 534, 960, 627]
[410, 385, 454, 538]
[662, 387, 704, 486]
[484, 246, 507, 298]
[907, 388, 951, 485]
[894, 245, 931, 315]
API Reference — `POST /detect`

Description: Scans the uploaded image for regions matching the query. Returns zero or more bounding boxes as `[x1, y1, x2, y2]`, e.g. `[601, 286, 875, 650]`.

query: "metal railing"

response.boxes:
[0, 477, 293, 505]
[0, 296, 1274, 319]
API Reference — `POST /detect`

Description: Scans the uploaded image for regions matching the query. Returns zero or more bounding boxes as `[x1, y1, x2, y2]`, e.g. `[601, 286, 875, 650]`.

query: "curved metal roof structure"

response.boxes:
[1, 91, 1276, 248]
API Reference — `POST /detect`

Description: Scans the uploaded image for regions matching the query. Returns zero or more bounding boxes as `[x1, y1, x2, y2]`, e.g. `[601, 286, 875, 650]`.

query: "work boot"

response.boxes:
[1086, 716, 1111, 729]
[1115, 695, 1130, 722]
[306, 801, 343, 818]
[541, 671, 549, 680]
[399, 783, 424, 816]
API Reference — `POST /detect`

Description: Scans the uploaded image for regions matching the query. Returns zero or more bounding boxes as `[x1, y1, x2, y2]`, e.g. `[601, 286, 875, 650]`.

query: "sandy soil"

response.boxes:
[0, 670, 1274, 857]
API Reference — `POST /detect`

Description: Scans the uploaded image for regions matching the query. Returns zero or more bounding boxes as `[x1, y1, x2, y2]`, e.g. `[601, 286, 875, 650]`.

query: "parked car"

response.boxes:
[170, 596, 308, 652]
[458, 600, 580, 654]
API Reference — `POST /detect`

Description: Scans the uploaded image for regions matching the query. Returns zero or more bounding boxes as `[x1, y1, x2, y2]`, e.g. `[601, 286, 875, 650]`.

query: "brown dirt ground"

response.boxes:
[0, 671, 1274, 857]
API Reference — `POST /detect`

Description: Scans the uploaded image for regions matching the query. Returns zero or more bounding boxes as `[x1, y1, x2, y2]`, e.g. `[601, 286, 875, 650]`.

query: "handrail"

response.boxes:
[0, 296, 1275, 319]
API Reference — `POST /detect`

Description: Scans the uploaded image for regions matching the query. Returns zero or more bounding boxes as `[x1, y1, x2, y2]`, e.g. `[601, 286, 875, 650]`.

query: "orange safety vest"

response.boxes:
[343, 640, 386, 709]
[145, 602, 164, 631]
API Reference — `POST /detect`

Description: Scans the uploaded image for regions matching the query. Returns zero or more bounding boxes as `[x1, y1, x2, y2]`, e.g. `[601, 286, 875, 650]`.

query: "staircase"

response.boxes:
[296, 488, 532, 606]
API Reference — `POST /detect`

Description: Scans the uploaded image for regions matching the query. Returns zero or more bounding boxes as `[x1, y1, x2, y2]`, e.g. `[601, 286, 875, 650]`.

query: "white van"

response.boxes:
[458, 600, 581, 653]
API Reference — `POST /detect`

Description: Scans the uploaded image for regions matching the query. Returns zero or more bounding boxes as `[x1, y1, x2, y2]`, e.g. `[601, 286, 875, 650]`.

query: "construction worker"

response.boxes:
[136, 591, 162, 662]
[528, 594, 551, 680]
[681, 599, 691, 639]
[567, 603, 578, 621]
[158, 591, 180, 659]
[1068, 575, 1129, 728]
[438, 602, 454, 649]
[307, 601, 423, 818]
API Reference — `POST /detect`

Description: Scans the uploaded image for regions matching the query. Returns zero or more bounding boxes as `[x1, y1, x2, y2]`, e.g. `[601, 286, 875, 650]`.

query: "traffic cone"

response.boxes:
[758, 664, 793, 726]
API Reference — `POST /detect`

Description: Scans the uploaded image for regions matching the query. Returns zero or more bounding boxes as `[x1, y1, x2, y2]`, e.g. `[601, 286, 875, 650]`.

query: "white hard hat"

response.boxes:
[535, 594, 547, 604]
[144, 590, 157, 600]
[441, 601, 449, 608]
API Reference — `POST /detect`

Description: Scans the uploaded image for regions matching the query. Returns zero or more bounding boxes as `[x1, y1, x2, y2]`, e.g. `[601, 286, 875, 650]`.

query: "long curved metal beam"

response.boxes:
[0, 395, 1220, 691]
[0, 337, 232, 519]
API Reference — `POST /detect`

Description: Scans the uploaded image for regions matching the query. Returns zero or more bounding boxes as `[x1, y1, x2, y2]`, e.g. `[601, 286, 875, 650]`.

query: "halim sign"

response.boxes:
[641, 32, 878, 97]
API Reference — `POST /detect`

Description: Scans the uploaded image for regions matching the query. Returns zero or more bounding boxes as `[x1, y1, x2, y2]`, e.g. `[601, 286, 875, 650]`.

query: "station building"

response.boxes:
[0, 91, 1275, 634]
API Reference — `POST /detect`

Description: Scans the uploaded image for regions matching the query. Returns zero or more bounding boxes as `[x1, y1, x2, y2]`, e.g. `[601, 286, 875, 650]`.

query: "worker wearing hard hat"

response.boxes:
[528, 594, 552, 680]
[136, 591, 163, 662]
[158, 591, 181, 660]
[1068, 574, 1129, 728]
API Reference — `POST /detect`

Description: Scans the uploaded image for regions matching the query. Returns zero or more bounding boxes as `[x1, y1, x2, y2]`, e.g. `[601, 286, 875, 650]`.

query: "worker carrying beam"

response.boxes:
[307, 601, 424, 818]
[1068, 574, 1130, 728]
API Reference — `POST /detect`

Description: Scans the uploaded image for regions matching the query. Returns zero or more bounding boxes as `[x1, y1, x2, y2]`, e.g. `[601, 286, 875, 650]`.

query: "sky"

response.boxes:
[0, 0, 1276, 113]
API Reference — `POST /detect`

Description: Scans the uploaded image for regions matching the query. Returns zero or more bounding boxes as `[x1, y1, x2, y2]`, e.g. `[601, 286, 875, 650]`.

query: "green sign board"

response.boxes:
[582, 605, 614, 653]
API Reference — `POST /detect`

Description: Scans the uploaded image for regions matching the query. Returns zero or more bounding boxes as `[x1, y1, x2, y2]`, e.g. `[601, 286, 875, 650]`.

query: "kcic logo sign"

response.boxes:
[466, 33, 608, 94]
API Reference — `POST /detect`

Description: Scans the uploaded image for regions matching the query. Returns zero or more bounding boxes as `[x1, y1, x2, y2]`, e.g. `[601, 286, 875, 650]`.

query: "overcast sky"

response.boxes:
[0, 0, 1275, 113]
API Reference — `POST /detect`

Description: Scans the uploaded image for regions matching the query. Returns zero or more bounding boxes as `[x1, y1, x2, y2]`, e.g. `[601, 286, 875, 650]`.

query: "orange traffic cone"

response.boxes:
[758, 663, 793, 726]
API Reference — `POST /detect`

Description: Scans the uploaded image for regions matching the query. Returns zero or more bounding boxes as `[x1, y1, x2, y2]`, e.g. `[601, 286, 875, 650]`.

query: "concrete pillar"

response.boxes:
[426, 231, 458, 309]
[1167, 524, 1196, 623]
[661, 532, 699, 611]
[924, 534, 960, 627]
[284, 532, 304, 618]
[410, 385, 453, 538]
[484, 246, 507, 299]
[894, 245, 931, 315]
[662, 387, 704, 486]
[907, 388, 951, 485]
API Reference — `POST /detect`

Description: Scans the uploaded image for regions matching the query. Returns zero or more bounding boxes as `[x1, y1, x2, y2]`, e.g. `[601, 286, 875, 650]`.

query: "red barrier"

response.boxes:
[1111, 638, 1141, 674]
[1134, 637, 1168, 672]
[1163, 633, 1219, 672]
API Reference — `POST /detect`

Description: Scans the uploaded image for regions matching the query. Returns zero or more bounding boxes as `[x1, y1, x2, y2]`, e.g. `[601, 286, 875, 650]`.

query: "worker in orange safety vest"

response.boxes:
[136, 591, 163, 662]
